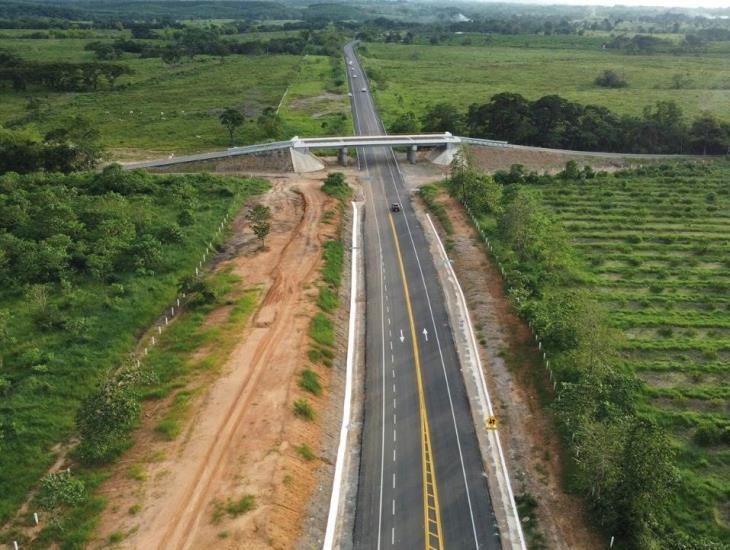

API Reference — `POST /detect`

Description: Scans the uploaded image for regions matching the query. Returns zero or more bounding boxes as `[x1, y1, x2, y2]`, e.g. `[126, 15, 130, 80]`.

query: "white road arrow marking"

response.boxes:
[422, 328, 429, 342]
[399, 329, 405, 343]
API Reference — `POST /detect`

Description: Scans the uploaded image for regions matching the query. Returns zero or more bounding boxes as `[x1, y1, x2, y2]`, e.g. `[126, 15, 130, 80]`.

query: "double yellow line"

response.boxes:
[388, 213, 444, 550]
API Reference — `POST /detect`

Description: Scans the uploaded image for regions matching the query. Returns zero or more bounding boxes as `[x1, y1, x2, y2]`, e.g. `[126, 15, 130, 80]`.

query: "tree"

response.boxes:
[594, 69, 627, 88]
[420, 102, 463, 134]
[219, 107, 245, 145]
[246, 204, 271, 246]
[616, 418, 677, 546]
[389, 111, 419, 134]
[256, 107, 283, 140]
[0, 309, 13, 369]
[689, 113, 727, 155]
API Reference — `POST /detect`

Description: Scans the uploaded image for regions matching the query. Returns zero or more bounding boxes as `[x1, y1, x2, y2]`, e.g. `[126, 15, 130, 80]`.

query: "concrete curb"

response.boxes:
[423, 212, 527, 550]
[323, 202, 362, 549]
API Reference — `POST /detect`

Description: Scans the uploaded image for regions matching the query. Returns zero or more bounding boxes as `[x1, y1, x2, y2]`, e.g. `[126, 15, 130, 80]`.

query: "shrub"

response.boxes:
[595, 69, 628, 88]
[321, 172, 351, 201]
[310, 313, 334, 347]
[295, 443, 315, 461]
[75, 379, 140, 464]
[299, 368, 322, 396]
[321, 240, 344, 288]
[36, 472, 86, 510]
[317, 286, 338, 312]
[293, 398, 315, 421]
[694, 423, 730, 447]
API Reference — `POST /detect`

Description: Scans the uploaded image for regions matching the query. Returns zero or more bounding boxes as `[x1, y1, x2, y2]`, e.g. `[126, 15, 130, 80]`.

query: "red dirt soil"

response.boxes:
[91, 175, 339, 549]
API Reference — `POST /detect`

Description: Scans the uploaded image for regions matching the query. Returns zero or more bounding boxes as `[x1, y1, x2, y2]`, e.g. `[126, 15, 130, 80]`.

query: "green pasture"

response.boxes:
[0, 34, 349, 158]
[360, 41, 730, 125]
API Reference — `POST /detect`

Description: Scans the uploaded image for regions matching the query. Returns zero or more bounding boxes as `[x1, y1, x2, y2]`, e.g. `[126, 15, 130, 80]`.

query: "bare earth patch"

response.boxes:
[91, 174, 341, 549]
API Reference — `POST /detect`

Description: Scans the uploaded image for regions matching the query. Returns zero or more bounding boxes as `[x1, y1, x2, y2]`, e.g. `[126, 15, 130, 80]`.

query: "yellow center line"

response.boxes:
[388, 212, 444, 550]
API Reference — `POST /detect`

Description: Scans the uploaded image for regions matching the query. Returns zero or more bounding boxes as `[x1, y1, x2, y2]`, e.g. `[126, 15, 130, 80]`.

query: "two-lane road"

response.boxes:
[346, 42, 500, 549]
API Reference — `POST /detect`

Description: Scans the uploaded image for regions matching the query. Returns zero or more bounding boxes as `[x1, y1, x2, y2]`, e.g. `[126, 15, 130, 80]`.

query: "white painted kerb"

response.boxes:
[323, 202, 360, 549]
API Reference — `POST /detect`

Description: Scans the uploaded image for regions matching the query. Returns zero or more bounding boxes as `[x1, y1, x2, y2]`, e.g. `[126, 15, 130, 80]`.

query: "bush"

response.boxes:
[594, 69, 628, 88]
[317, 286, 338, 312]
[299, 368, 322, 396]
[75, 379, 140, 464]
[321, 172, 351, 201]
[694, 423, 730, 447]
[36, 472, 86, 510]
[295, 443, 315, 461]
[293, 398, 315, 421]
[310, 313, 334, 347]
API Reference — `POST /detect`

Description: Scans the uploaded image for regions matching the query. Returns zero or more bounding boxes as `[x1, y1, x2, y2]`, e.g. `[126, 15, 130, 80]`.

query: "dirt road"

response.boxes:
[93, 175, 340, 549]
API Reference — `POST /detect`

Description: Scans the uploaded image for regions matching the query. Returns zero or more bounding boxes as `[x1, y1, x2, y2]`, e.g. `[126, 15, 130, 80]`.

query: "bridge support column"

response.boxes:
[407, 145, 418, 164]
[338, 147, 348, 166]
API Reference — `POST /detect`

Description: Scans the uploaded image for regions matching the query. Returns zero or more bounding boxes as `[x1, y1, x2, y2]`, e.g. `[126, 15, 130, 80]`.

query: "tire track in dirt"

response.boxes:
[118, 178, 332, 550]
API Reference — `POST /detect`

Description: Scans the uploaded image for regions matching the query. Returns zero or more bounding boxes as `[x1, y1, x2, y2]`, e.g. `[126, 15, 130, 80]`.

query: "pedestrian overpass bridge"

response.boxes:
[124, 133, 509, 172]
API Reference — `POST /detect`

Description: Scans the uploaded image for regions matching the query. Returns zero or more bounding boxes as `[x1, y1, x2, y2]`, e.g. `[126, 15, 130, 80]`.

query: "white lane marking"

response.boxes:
[393, 448, 396, 462]
[391, 369, 395, 379]
[392, 473, 396, 488]
[393, 397, 396, 409]
[391, 354, 394, 364]
[392, 383, 396, 393]
[391, 527, 395, 545]
[392, 499, 396, 515]
[426, 214, 527, 549]
[358, 124, 387, 550]
[393, 429, 397, 442]
[389, 341, 393, 351]
[389, 329, 392, 338]
[383, 154, 481, 547]
[393, 413, 397, 425]
[387, 317, 391, 326]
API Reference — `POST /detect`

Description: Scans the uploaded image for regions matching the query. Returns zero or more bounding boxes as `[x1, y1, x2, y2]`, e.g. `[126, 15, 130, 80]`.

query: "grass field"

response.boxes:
[521, 162, 729, 541]
[0, 33, 350, 158]
[360, 40, 730, 126]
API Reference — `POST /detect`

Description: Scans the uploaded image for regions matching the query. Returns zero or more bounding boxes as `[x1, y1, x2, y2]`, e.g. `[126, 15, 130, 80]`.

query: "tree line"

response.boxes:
[0, 50, 132, 92]
[392, 93, 729, 155]
[0, 117, 105, 174]
[446, 153, 721, 550]
[83, 27, 344, 63]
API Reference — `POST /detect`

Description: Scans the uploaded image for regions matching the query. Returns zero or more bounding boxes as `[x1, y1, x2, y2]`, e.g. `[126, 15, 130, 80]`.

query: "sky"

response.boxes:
[502, 0, 730, 7]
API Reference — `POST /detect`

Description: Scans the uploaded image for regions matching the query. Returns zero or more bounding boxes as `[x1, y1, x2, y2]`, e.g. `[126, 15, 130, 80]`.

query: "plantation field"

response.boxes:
[360, 41, 730, 125]
[535, 163, 729, 540]
[0, 34, 350, 158]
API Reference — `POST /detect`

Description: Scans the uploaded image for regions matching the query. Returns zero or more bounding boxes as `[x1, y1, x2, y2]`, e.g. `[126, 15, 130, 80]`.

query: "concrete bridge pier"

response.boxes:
[338, 147, 348, 166]
[407, 145, 418, 164]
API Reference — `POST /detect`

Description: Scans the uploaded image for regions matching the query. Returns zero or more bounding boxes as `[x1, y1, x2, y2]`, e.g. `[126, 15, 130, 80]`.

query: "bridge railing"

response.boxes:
[123, 134, 509, 170]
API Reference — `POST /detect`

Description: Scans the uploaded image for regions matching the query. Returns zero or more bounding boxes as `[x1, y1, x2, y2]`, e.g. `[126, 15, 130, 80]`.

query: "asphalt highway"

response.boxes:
[346, 42, 500, 550]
